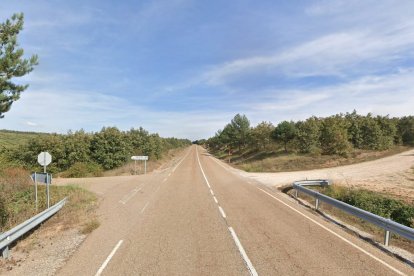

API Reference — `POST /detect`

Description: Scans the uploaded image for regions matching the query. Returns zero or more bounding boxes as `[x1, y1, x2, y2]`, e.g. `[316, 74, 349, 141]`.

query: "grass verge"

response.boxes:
[220, 146, 410, 172]
[0, 167, 99, 234]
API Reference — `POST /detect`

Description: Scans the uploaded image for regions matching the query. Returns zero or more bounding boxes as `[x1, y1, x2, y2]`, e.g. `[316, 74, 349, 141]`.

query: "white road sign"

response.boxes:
[131, 156, 148, 161]
[38, 152, 52, 166]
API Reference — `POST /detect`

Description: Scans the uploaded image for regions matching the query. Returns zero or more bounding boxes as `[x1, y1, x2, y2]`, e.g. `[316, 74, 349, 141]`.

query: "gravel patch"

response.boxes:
[0, 229, 85, 276]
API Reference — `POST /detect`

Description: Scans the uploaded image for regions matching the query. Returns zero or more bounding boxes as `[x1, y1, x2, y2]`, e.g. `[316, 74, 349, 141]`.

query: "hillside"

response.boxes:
[0, 129, 49, 149]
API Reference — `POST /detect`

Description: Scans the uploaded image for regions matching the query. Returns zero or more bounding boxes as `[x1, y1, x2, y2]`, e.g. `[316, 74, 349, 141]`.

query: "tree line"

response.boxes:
[206, 111, 414, 156]
[1, 127, 191, 173]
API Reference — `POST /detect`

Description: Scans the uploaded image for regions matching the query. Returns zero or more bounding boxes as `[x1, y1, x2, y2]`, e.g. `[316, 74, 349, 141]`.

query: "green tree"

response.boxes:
[295, 117, 321, 154]
[220, 123, 237, 151]
[0, 13, 38, 118]
[375, 115, 397, 150]
[10, 134, 66, 172]
[64, 129, 92, 167]
[359, 115, 383, 150]
[90, 127, 132, 170]
[398, 116, 414, 146]
[250, 121, 274, 150]
[230, 114, 251, 150]
[272, 121, 296, 153]
[127, 127, 150, 155]
[345, 110, 364, 148]
[319, 116, 351, 156]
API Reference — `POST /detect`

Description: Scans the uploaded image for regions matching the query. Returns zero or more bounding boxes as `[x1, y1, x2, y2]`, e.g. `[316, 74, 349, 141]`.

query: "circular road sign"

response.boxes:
[38, 152, 52, 166]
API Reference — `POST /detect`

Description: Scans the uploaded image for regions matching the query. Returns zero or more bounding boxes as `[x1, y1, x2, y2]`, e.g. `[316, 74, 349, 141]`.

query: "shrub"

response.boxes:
[62, 162, 103, 178]
[322, 186, 414, 227]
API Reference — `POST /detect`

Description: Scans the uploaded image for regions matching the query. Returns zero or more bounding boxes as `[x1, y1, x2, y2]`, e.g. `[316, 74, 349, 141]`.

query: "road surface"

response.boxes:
[58, 145, 413, 275]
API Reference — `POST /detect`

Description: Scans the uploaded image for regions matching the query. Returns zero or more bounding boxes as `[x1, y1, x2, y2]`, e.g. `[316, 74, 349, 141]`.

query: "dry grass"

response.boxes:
[80, 218, 100, 234]
[48, 184, 99, 231]
[232, 146, 409, 172]
[0, 167, 99, 233]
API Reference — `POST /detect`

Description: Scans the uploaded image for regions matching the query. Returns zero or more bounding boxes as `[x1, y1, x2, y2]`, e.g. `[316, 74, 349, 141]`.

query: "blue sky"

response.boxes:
[1, 0, 414, 140]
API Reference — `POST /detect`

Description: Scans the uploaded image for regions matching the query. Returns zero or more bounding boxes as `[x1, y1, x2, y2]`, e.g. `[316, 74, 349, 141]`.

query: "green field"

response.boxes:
[0, 129, 49, 149]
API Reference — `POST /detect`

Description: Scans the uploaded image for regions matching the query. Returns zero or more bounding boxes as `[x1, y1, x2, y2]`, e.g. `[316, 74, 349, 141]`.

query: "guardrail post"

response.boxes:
[315, 198, 320, 210]
[295, 190, 298, 199]
[1, 246, 9, 259]
[384, 230, 390, 246]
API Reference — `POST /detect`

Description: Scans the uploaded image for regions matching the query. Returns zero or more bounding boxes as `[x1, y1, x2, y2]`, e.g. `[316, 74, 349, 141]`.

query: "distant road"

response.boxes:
[58, 145, 413, 275]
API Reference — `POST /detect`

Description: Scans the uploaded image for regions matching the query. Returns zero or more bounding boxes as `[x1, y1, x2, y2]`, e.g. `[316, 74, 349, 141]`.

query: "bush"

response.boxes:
[62, 162, 103, 178]
[322, 186, 414, 227]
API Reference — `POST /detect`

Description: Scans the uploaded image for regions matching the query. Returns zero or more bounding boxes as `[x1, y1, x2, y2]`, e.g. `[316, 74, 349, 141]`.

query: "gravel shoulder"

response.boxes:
[0, 229, 85, 276]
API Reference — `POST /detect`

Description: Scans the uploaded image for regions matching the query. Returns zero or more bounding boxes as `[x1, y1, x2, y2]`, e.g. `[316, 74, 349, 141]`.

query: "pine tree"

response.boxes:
[0, 13, 38, 118]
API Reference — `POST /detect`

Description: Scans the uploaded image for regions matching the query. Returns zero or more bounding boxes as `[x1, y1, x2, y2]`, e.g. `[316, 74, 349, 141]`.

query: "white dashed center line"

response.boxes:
[95, 240, 123, 276]
[196, 146, 257, 276]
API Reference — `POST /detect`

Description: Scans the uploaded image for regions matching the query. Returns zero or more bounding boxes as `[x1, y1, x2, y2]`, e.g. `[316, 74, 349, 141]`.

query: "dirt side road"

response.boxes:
[221, 148, 414, 200]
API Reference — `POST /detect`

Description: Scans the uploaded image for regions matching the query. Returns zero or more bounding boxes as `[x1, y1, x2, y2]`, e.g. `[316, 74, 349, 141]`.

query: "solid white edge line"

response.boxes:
[196, 147, 212, 189]
[257, 187, 406, 276]
[95, 240, 124, 276]
[213, 196, 218, 204]
[219, 206, 227, 218]
[141, 201, 150, 214]
[228, 227, 258, 276]
[210, 189, 214, 196]
[210, 155, 232, 171]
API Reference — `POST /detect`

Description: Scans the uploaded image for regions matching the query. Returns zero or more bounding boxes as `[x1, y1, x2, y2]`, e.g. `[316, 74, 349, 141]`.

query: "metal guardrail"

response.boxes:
[0, 197, 67, 258]
[292, 180, 414, 246]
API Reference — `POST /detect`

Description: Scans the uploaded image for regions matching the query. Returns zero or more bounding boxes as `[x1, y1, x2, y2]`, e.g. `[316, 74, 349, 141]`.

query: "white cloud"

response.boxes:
[25, 121, 38, 127]
[198, 24, 414, 86]
[250, 92, 331, 111]
[244, 69, 414, 125]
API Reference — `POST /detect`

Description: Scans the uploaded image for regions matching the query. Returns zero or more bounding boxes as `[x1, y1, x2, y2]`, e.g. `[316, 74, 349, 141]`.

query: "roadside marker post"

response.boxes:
[35, 172, 38, 211]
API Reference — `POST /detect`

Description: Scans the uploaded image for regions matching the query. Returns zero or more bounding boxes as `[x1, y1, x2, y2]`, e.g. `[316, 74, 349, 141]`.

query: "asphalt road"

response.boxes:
[58, 145, 414, 275]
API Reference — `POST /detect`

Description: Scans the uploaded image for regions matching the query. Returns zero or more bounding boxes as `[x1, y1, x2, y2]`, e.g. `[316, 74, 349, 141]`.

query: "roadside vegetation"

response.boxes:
[317, 185, 414, 227]
[204, 111, 414, 172]
[0, 127, 191, 177]
[287, 185, 414, 253]
[0, 167, 98, 234]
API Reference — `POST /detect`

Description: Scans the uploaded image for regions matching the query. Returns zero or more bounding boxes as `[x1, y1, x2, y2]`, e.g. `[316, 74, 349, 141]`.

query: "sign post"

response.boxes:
[37, 152, 52, 208]
[131, 156, 148, 175]
[35, 172, 38, 211]
[31, 172, 52, 210]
